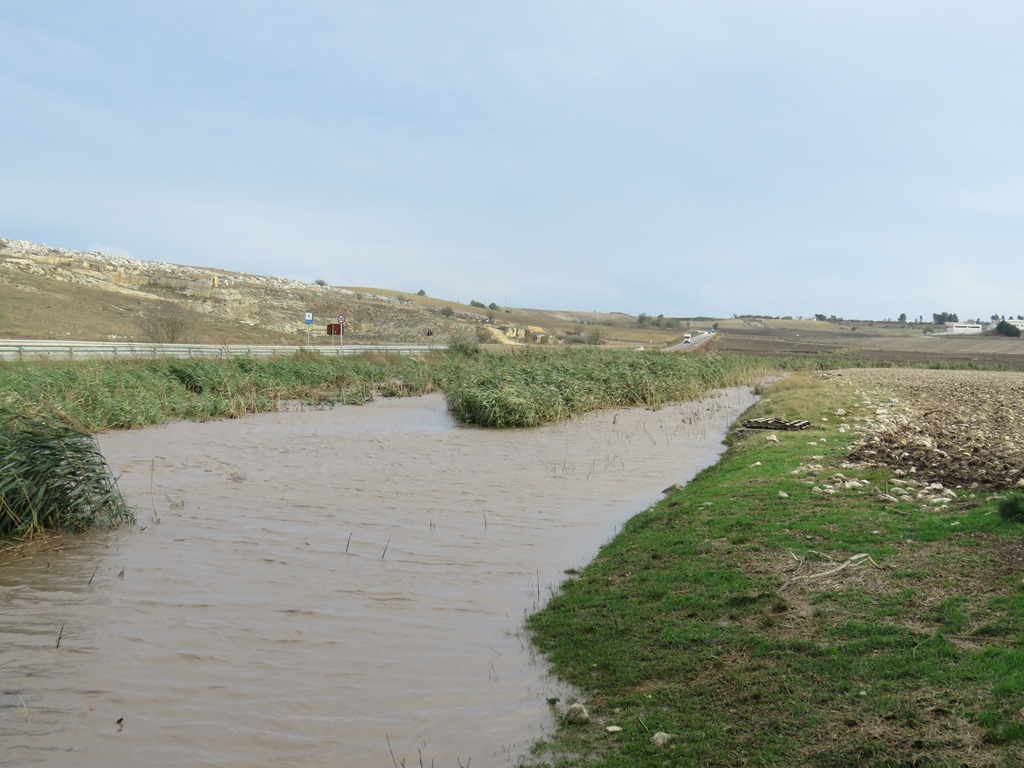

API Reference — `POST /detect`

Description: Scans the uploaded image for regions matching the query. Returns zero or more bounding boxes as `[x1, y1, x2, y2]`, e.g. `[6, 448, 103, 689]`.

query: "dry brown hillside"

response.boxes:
[5, 238, 1022, 367]
[0, 239, 680, 348]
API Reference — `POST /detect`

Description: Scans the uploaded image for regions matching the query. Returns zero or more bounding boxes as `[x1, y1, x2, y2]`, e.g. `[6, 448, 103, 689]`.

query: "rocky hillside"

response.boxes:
[0, 238, 674, 348]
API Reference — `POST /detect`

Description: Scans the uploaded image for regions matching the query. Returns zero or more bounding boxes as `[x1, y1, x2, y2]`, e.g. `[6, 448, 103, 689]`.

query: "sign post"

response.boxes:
[337, 314, 346, 352]
[304, 311, 313, 347]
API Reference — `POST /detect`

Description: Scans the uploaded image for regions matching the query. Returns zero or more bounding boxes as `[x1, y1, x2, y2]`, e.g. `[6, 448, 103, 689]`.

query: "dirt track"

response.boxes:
[817, 368, 1024, 490]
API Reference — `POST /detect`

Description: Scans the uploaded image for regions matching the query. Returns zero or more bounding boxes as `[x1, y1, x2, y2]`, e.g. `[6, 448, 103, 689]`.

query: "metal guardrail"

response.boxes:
[0, 339, 447, 362]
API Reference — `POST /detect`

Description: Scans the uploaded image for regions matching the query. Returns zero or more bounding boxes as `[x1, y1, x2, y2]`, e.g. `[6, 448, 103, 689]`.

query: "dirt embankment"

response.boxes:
[818, 368, 1024, 490]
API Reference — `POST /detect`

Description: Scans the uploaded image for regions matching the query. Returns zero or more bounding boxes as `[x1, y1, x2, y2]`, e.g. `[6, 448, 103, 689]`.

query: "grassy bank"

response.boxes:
[0, 352, 443, 432]
[525, 373, 1024, 767]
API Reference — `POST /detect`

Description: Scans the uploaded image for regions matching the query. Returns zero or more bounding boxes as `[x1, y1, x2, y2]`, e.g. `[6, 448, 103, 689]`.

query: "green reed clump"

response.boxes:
[0, 361, 190, 432]
[441, 347, 782, 427]
[0, 410, 135, 537]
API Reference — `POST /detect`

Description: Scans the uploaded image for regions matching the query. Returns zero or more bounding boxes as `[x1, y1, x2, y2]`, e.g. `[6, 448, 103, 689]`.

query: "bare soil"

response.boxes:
[713, 318, 1024, 370]
[818, 368, 1024, 490]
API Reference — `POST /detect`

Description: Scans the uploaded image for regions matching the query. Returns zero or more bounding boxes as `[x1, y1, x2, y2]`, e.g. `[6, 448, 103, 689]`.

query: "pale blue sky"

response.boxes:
[3, 2, 1022, 321]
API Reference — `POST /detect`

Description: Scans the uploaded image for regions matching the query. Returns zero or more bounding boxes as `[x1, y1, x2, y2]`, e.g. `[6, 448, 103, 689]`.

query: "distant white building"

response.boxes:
[944, 323, 983, 335]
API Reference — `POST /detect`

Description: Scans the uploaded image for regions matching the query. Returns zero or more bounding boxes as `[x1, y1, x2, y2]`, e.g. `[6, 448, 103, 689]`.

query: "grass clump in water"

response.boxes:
[0, 411, 135, 537]
[440, 348, 782, 428]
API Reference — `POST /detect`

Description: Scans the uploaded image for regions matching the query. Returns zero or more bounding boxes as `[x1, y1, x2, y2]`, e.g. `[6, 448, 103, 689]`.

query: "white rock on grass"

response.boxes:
[565, 703, 590, 724]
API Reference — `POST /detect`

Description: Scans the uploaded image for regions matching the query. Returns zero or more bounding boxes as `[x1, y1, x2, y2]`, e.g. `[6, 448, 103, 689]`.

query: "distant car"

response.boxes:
[683, 333, 692, 344]
[634, 345, 644, 351]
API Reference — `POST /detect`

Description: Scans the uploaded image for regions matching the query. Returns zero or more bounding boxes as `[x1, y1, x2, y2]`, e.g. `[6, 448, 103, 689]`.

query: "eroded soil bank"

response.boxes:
[1, 388, 755, 767]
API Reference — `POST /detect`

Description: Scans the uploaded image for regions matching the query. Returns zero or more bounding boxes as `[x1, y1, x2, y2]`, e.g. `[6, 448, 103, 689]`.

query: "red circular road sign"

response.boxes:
[337, 314, 346, 324]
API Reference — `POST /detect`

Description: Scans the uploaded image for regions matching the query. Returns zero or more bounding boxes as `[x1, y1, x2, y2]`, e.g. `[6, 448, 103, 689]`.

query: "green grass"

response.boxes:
[0, 352, 444, 432]
[525, 372, 1024, 767]
[440, 347, 809, 427]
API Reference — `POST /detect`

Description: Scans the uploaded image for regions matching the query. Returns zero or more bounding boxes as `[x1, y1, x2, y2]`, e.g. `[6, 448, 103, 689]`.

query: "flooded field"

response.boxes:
[1, 389, 755, 767]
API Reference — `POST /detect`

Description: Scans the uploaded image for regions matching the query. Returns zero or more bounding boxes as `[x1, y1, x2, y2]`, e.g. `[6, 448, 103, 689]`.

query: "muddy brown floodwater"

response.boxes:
[1, 388, 756, 767]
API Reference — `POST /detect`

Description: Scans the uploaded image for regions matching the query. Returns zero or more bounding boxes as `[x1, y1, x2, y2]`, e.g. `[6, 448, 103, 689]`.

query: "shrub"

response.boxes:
[314, 279, 328, 287]
[439, 307, 454, 317]
[447, 337, 482, 357]
[998, 492, 1024, 523]
[995, 320, 1022, 338]
[138, 299, 199, 343]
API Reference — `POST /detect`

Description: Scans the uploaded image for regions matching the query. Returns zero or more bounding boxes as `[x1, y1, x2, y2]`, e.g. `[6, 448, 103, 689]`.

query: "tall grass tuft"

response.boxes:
[0, 411, 135, 537]
[997, 491, 1024, 523]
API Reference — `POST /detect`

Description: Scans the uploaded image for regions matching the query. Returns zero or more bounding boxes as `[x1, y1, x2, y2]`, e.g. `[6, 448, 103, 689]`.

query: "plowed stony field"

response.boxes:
[817, 368, 1024, 490]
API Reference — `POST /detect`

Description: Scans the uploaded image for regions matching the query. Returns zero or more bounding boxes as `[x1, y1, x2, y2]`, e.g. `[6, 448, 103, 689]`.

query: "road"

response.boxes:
[0, 339, 444, 362]
[663, 331, 714, 352]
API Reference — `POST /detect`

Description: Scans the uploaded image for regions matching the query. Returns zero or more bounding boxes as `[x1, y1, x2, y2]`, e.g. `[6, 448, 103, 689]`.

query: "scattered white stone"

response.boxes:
[651, 732, 672, 747]
[778, 491, 789, 498]
[765, 434, 780, 443]
[950, 521, 961, 526]
[565, 703, 590, 724]
[835, 408, 847, 416]
[606, 725, 623, 734]
[750, 461, 762, 467]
